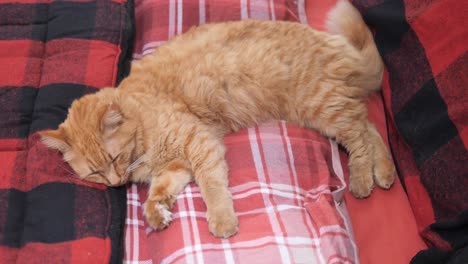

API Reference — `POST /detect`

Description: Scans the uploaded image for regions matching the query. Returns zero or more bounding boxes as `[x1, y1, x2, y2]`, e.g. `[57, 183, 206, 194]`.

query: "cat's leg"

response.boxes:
[297, 92, 395, 198]
[332, 119, 395, 198]
[143, 160, 193, 230]
[366, 122, 395, 189]
[334, 120, 376, 198]
[187, 131, 238, 238]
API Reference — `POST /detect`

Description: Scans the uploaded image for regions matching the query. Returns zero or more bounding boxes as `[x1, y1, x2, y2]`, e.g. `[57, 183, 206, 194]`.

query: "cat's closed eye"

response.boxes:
[110, 153, 121, 164]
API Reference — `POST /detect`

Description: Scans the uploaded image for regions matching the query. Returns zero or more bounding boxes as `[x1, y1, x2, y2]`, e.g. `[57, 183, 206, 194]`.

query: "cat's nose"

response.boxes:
[108, 176, 121, 186]
[107, 172, 121, 186]
[107, 166, 121, 186]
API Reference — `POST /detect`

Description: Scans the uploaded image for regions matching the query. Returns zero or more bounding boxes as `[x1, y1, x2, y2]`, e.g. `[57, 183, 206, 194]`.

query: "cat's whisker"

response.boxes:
[127, 159, 141, 171]
[124, 154, 146, 178]
[126, 162, 142, 173]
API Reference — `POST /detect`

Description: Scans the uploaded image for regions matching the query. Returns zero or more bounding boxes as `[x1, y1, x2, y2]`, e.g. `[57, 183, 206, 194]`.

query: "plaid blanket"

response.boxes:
[124, 1, 360, 263]
[0, 0, 134, 263]
[353, 0, 468, 262]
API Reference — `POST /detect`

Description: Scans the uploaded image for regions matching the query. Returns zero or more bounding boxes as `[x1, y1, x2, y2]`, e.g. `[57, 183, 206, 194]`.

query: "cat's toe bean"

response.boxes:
[207, 209, 239, 238]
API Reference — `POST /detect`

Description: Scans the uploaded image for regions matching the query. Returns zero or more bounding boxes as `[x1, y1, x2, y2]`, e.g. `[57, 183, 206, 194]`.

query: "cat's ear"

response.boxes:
[101, 103, 123, 137]
[39, 128, 70, 152]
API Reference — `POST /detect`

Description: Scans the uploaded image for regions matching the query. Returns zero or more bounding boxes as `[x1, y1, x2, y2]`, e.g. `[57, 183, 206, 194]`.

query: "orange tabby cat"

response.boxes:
[39, 0, 395, 238]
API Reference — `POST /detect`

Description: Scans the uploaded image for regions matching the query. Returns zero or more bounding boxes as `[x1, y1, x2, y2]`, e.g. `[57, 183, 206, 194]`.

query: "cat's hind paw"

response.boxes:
[348, 162, 374, 198]
[374, 157, 396, 190]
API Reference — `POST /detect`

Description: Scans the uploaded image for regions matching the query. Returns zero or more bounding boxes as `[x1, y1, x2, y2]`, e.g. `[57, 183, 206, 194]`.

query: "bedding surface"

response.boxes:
[0, 0, 134, 263]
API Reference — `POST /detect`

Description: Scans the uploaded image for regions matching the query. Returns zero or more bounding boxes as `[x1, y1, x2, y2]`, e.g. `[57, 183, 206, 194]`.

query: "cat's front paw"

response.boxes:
[207, 208, 238, 238]
[143, 200, 173, 230]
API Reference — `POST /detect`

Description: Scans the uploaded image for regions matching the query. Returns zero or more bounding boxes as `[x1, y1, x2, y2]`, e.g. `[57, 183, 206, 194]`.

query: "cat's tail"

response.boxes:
[326, 0, 384, 94]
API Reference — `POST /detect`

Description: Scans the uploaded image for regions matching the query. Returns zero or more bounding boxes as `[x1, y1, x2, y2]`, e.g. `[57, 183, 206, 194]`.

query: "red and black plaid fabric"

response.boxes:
[0, 0, 134, 263]
[352, 0, 467, 263]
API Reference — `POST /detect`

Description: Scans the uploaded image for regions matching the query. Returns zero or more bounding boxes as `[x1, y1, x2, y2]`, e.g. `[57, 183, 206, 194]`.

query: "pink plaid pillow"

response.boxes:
[133, 0, 308, 58]
[126, 122, 358, 263]
[125, 1, 358, 263]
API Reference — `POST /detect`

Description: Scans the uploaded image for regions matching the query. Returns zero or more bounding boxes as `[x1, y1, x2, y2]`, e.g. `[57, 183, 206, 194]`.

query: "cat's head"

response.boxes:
[39, 88, 139, 186]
